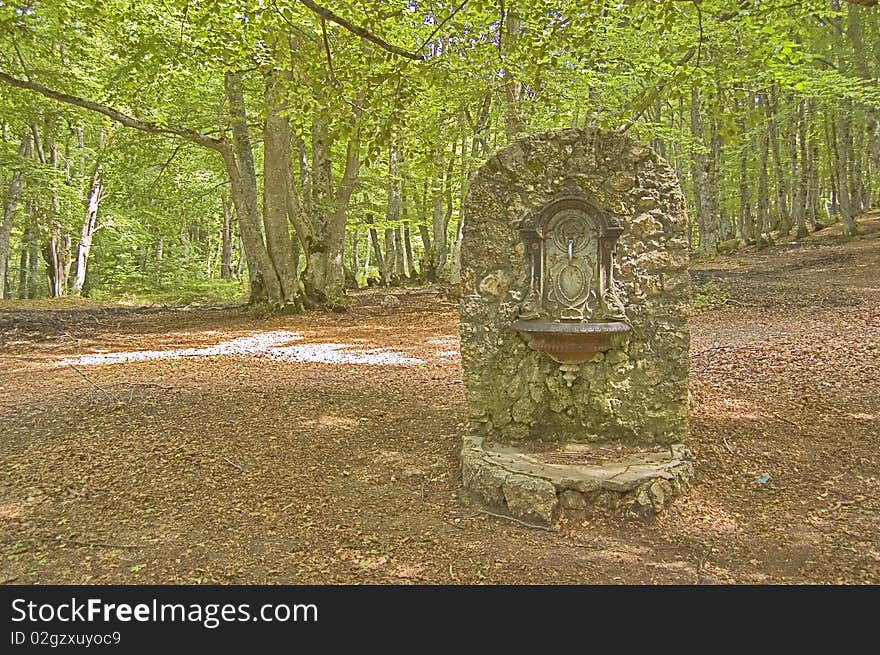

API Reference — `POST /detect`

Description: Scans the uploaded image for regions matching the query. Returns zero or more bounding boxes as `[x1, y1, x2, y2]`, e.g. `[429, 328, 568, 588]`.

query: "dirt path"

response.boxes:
[1, 221, 878, 585]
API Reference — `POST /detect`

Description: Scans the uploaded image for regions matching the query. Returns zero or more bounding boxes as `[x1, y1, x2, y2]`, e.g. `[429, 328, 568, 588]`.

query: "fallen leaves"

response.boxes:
[1, 234, 879, 583]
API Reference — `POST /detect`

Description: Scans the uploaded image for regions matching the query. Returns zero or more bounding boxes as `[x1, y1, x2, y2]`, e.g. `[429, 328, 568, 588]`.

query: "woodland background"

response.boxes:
[1, 0, 878, 309]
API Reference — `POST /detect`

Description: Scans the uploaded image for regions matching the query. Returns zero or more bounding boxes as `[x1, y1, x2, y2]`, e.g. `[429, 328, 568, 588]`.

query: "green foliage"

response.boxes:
[89, 277, 246, 306]
[691, 280, 730, 312]
[1, 0, 879, 304]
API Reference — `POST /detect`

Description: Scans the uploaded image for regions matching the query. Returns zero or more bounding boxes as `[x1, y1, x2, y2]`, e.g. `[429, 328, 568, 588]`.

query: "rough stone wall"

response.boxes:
[459, 128, 690, 444]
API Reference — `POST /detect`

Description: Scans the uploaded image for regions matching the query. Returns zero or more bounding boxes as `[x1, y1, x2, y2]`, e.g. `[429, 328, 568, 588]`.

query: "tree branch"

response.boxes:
[298, 0, 424, 60]
[0, 70, 227, 152]
[419, 0, 468, 51]
[320, 18, 336, 80]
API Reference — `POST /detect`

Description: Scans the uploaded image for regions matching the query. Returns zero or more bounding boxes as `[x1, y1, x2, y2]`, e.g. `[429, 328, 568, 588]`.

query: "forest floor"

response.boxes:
[1, 216, 879, 585]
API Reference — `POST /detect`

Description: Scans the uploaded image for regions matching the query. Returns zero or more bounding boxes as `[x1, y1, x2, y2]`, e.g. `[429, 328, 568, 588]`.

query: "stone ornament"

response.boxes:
[459, 127, 690, 445]
[514, 179, 633, 386]
[458, 127, 692, 522]
[517, 178, 627, 324]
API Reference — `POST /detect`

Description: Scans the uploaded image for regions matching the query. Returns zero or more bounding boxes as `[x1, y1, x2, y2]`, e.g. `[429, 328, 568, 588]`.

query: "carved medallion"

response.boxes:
[544, 209, 598, 319]
[558, 264, 587, 304]
[516, 182, 628, 326]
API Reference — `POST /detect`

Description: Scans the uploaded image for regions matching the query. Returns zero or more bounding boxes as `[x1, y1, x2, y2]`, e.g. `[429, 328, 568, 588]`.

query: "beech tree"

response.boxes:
[1, 0, 879, 304]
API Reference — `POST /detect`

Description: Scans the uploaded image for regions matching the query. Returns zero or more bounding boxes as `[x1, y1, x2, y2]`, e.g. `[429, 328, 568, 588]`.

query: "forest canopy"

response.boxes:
[1, 0, 878, 309]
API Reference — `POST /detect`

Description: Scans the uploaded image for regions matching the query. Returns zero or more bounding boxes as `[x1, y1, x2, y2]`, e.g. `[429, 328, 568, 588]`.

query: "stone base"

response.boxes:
[460, 436, 693, 525]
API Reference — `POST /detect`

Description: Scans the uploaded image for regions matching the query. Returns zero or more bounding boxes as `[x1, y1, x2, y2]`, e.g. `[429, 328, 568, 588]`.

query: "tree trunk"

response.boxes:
[393, 228, 406, 280]
[27, 213, 38, 298]
[795, 101, 810, 239]
[789, 103, 802, 237]
[767, 90, 791, 236]
[847, 1, 872, 212]
[362, 227, 371, 279]
[383, 228, 395, 286]
[417, 180, 433, 281]
[851, 117, 866, 214]
[0, 134, 31, 298]
[808, 116, 821, 231]
[403, 222, 415, 279]
[502, 11, 525, 139]
[431, 161, 447, 279]
[833, 0, 856, 236]
[737, 127, 751, 243]
[300, 109, 360, 306]
[221, 193, 234, 279]
[262, 71, 302, 309]
[17, 219, 31, 299]
[826, 114, 840, 218]
[757, 119, 770, 248]
[401, 186, 415, 278]
[223, 70, 280, 304]
[72, 161, 102, 294]
[689, 88, 717, 254]
[384, 139, 402, 285]
[45, 227, 71, 298]
[837, 105, 856, 236]
[44, 137, 72, 297]
[351, 230, 360, 280]
[367, 217, 384, 282]
[709, 112, 725, 239]
[451, 99, 485, 288]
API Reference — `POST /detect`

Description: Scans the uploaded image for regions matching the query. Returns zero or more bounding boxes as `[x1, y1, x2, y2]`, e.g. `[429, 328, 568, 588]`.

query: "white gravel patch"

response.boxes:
[58, 330, 423, 367]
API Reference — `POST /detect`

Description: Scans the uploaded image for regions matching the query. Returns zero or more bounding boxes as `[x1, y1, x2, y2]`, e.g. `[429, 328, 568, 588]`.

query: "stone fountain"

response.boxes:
[458, 128, 692, 525]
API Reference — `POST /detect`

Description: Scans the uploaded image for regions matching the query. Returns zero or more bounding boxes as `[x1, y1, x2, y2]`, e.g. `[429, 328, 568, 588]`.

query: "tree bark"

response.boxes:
[837, 105, 856, 236]
[0, 134, 30, 298]
[709, 112, 725, 239]
[502, 11, 525, 139]
[349, 231, 358, 276]
[362, 226, 371, 279]
[44, 229, 72, 297]
[44, 135, 72, 297]
[366, 216, 384, 282]
[847, 1, 872, 212]
[808, 110, 821, 230]
[27, 207, 38, 298]
[795, 101, 810, 239]
[757, 117, 770, 248]
[431, 160, 447, 279]
[221, 193, 234, 279]
[394, 227, 406, 280]
[403, 221, 415, 279]
[833, 0, 857, 236]
[72, 160, 102, 294]
[17, 219, 31, 299]
[262, 71, 302, 309]
[299, 109, 360, 306]
[383, 139, 402, 285]
[689, 88, 717, 253]
[737, 123, 751, 243]
[383, 228, 396, 286]
[451, 98, 487, 287]
[416, 180, 433, 281]
[851, 117, 866, 214]
[767, 90, 791, 236]
[223, 70, 280, 304]
[401, 186, 416, 278]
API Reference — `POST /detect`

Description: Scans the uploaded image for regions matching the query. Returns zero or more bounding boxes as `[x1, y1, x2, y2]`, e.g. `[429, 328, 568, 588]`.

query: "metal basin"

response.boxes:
[513, 319, 631, 365]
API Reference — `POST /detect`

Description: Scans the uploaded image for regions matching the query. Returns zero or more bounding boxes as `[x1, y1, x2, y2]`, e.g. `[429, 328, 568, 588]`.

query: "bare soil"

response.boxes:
[1, 217, 879, 585]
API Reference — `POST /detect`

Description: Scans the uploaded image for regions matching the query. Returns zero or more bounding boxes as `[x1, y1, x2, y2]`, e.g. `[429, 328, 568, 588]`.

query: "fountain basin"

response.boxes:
[513, 319, 631, 365]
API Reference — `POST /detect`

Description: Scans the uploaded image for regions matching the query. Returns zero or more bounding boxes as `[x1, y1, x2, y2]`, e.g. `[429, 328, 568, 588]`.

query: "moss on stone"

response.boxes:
[460, 127, 690, 445]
